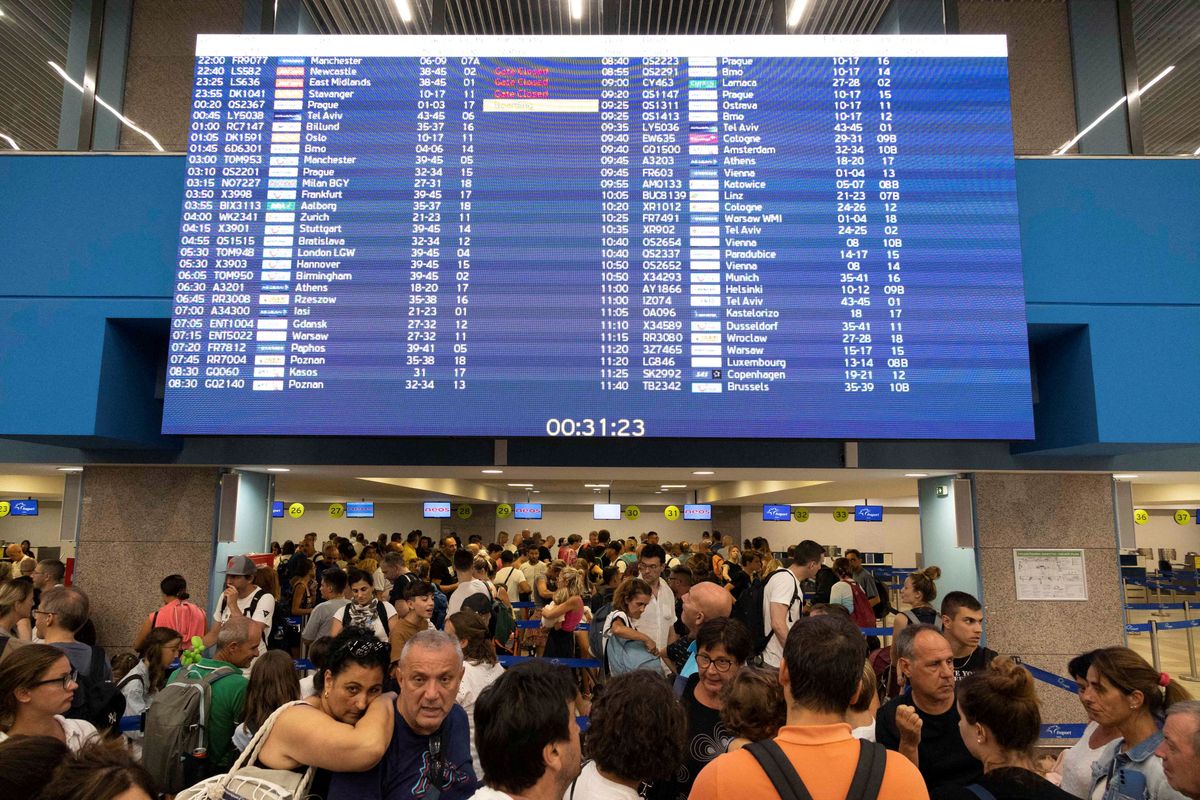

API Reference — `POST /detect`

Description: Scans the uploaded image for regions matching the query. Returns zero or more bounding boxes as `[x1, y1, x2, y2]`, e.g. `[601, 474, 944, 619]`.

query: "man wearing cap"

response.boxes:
[203, 554, 274, 655]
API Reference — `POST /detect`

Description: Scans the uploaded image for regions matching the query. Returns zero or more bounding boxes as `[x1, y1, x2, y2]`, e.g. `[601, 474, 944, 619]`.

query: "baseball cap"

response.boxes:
[222, 555, 256, 576]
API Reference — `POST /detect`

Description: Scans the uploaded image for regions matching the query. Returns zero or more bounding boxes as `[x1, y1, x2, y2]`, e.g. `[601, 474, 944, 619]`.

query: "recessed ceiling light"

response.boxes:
[1113, 474, 1139, 480]
[57, 467, 83, 472]
[661, 484, 687, 489]
[532, 490, 541, 494]
[266, 468, 290, 473]
[481, 469, 503, 474]
[508, 483, 533, 487]
[692, 471, 715, 475]
[905, 473, 929, 478]
[584, 483, 610, 488]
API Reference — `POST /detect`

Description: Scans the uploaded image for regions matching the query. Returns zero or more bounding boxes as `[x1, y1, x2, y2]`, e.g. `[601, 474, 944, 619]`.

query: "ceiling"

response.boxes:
[0, 0, 70, 150]
[1132, 0, 1200, 155]
[300, 0, 892, 36]
[4, 464, 1200, 508]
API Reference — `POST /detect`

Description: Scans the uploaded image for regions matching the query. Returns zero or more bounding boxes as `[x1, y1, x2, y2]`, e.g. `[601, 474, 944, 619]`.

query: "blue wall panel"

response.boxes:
[0, 154, 1197, 453]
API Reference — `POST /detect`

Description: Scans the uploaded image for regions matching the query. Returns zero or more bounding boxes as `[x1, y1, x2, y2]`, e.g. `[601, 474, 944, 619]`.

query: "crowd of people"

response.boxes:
[1, 528, 1199, 800]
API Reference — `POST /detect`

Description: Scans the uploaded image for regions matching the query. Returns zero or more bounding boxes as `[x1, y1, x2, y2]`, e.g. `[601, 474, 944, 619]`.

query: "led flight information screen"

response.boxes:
[163, 35, 1033, 439]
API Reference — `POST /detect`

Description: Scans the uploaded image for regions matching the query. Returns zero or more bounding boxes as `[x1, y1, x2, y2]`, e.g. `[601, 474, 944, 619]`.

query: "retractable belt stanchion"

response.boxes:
[1150, 620, 1163, 672]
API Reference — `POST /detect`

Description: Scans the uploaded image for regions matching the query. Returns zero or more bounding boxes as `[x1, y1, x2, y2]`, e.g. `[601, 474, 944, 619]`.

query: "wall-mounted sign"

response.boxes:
[792, 508, 810, 523]
[456, 504, 473, 520]
[1174, 510, 1192, 526]
[288, 502, 305, 519]
[1013, 548, 1088, 601]
[1133, 509, 1149, 525]
[496, 503, 513, 519]
[328, 503, 345, 519]
[663, 505, 680, 521]
[832, 508, 850, 523]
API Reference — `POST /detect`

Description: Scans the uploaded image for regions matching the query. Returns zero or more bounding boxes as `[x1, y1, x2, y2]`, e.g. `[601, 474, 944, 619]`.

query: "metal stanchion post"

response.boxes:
[1150, 620, 1162, 673]
[1182, 602, 1200, 683]
[1153, 586, 1173, 618]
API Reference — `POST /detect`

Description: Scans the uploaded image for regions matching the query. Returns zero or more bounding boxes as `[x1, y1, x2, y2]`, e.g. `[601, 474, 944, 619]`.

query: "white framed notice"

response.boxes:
[1013, 548, 1088, 601]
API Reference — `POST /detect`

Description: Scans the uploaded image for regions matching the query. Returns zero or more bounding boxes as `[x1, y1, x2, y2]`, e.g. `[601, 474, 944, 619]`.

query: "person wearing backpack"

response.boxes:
[34, 587, 123, 731]
[831, 558, 878, 630]
[144, 615, 256, 792]
[329, 568, 398, 643]
[689, 614, 929, 800]
[203, 554, 276, 657]
[756, 540, 826, 669]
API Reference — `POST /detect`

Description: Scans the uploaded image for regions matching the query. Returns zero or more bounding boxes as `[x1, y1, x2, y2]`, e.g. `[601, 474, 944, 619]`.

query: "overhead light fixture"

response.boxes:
[661, 484, 687, 489]
[1113, 474, 1139, 480]
[1055, 65, 1174, 155]
[584, 483, 609, 488]
[787, 0, 808, 27]
[57, 466, 83, 472]
[48, 61, 164, 151]
[481, 469, 503, 474]
[692, 470, 714, 475]
[0, 133, 18, 150]
[395, 0, 413, 22]
[532, 490, 541, 494]
[508, 483, 534, 487]
[569, 0, 583, 20]
[905, 473, 929, 478]
[266, 467, 290, 473]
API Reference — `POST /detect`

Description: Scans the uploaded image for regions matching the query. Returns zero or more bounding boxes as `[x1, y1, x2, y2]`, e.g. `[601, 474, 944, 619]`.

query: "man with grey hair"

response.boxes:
[1157, 700, 1200, 798]
[329, 628, 478, 799]
[35, 585, 109, 682]
[164, 614, 254, 771]
[876, 623, 982, 791]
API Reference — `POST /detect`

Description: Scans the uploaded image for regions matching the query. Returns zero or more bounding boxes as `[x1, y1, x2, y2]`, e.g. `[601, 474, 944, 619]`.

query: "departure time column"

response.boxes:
[170, 55, 230, 394]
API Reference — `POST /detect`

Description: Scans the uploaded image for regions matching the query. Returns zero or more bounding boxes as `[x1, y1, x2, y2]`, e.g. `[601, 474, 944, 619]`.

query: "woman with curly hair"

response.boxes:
[571, 670, 688, 798]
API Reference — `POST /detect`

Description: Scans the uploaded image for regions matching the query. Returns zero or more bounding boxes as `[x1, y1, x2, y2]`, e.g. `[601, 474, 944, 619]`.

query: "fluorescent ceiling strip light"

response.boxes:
[395, 0, 413, 22]
[0, 133, 18, 150]
[569, 0, 583, 20]
[1055, 65, 1174, 155]
[787, 0, 808, 27]
[49, 61, 164, 151]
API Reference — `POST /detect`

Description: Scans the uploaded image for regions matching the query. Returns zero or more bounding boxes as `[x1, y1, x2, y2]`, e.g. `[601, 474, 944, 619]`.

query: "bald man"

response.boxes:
[669, 581, 734, 693]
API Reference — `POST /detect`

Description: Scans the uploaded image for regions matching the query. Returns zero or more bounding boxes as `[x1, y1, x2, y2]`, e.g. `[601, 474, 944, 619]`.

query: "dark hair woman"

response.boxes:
[232, 650, 300, 752]
[119, 626, 182, 751]
[131, 574, 206, 651]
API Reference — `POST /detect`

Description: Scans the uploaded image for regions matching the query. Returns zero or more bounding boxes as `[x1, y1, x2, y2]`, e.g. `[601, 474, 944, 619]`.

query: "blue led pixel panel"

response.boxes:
[163, 35, 1033, 439]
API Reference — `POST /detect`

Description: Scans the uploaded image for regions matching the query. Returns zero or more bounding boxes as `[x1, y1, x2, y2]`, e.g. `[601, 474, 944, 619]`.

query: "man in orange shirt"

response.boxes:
[689, 614, 929, 800]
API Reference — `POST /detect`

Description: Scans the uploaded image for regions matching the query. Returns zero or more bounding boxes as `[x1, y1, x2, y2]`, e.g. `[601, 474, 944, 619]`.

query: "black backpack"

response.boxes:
[64, 644, 126, 733]
[734, 569, 800, 657]
[747, 738, 886, 800]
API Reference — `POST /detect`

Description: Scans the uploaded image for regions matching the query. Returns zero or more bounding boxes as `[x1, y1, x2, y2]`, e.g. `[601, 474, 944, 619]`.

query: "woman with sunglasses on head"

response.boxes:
[649, 618, 755, 800]
[0, 644, 97, 751]
[250, 628, 396, 798]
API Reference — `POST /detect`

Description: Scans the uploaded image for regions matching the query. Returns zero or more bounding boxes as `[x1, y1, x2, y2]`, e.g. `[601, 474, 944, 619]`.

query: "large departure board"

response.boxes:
[163, 35, 1034, 439]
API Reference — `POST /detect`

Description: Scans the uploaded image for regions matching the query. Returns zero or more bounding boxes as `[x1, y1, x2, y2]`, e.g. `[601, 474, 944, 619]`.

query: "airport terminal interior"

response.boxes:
[1, 0, 1200, 798]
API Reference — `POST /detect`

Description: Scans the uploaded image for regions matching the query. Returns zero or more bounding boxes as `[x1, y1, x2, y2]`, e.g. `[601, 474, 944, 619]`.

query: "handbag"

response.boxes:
[175, 701, 314, 800]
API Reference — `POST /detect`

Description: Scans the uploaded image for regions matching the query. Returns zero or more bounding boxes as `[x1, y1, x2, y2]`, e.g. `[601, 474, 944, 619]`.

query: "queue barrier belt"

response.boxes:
[515, 619, 589, 631]
[498, 655, 603, 669]
[1126, 622, 1153, 633]
[1021, 663, 1080, 694]
[1040, 724, 1088, 739]
[511, 601, 535, 609]
[860, 627, 892, 637]
[1155, 618, 1200, 631]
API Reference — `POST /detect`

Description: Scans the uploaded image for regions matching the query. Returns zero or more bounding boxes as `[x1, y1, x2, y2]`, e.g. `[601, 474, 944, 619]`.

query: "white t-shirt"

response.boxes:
[0, 715, 97, 752]
[633, 577, 676, 651]
[1059, 721, 1109, 798]
[338, 601, 398, 643]
[298, 674, 318, 698]
[471, 787, 515, 800]
[830, 580, 856, 613]
[457, 659, 506, 779]
[761, 569, 802, 668]
[215, 588, 276, 652]
[496, 565, 525, 599]
[520, 561, 547, 587]
[448, 579, 490, 616]
[566, 762, 639, 800]
[372, 568, 390, 594]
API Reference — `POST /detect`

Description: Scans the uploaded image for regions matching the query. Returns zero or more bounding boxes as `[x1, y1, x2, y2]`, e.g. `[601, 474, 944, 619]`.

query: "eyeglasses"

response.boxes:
[32, 609, 55, 618]
[638, 562, 662, 571]
[696, 654, 736, 673]
[34, 669, 78, 690]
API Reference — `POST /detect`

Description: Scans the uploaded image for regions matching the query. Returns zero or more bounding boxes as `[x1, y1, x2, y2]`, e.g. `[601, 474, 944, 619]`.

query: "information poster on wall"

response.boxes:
[1013, 548, 1088, 601]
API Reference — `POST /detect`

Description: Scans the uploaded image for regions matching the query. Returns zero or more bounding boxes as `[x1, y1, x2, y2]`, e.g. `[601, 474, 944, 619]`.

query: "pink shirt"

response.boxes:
[149, 599, 207, 641]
